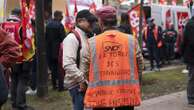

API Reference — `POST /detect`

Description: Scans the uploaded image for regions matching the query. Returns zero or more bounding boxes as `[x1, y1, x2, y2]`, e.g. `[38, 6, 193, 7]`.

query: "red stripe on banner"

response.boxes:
[20, 0, 35, 60]
[128, 4, 146, 38]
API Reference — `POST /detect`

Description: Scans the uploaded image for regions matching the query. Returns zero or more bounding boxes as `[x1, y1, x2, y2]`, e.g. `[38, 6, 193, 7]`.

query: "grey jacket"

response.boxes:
[62, 27, 89, 89]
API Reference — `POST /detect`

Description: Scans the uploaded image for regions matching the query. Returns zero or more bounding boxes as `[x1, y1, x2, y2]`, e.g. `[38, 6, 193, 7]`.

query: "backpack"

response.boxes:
[58, 30, 82, 83]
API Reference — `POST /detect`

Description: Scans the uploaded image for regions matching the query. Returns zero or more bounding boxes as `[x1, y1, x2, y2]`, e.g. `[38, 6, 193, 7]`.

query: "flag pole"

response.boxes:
[139, 0, 144, 49]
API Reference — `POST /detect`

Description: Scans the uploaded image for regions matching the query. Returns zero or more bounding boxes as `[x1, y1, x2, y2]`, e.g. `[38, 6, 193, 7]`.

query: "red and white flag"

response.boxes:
[128, 4, 146, 38]
[172, 0, 177, 5]
[20, 0, 35, 60]
[29, 0, 35, 20]
[89, 1, 96, 13]
[177, 12, 189, 30]
[89, 2, 96, 13]
[159, 0, 167, 5]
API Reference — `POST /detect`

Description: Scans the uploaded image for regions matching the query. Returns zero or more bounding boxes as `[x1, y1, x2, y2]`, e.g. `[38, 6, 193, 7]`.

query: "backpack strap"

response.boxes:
[71, 30, 82, 68]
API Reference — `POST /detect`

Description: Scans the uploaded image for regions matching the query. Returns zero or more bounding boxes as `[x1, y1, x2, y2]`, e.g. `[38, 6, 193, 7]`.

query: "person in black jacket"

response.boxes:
[118, 13, 132, 34]
[162, 24, 177, 63]
[182, 16, 194, 105]
[46, 10, 66, 91]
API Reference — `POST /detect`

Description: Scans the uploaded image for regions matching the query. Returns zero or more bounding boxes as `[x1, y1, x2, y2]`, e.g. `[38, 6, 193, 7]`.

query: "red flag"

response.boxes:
[29, 0, 35, 20]
[172, 0, 177, 5]
[20, 0, 35, 60]
[89, 1, 96, 13]
[159, 0, 167, 5]
[177, 12, 189, 30]
[165, 9, 172, 29]
[64, 1, 74, 32]
[128, 4, 146, 38]
[74, 0, 78, 16]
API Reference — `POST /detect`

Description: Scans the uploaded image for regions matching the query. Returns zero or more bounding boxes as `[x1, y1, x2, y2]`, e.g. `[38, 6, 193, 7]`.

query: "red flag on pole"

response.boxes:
[177, 12, 189, 30]
[74, 0, 78, 16]
[159, 0, 167, 5]
[29, 0, 36, 20]
[89, 1, 96, 13]
[20, 0, 35, 60]
[128, 4, 146, 38]
[64, 1, 74, 32]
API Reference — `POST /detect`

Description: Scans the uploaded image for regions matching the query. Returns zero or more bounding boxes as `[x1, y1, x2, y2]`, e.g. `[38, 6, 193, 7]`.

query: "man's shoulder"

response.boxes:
[64, 32, 78, 43]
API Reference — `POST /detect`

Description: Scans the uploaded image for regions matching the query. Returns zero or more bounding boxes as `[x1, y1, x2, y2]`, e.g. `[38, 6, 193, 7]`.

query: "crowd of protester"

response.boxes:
[0, 5, 194, 110]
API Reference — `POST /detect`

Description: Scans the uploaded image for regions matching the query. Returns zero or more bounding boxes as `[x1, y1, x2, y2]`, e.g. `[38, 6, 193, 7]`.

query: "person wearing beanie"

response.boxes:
[84, 6, 144, 110]
[62, 10, 97, 110]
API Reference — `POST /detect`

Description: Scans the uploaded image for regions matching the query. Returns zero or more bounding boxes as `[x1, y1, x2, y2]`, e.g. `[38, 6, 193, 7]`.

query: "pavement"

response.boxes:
[135, 91, 194, 110]
[135, 60, 192, 110]
[143, 59, 185, 74]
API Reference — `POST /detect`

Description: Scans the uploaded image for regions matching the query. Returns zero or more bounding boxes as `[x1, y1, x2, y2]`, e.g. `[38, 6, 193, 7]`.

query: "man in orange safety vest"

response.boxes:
[84, 6, 144, 110]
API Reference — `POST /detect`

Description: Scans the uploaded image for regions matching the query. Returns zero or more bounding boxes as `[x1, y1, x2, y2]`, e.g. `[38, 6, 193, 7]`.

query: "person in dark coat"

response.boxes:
[162, 24, 177, 63]
[0, 28, 21, 109]
[46, 10, 66, 91]
[181, 15, 194, 105]
[118, 13, 132, 34]
[2, 8, 35, 110]
[143, 18, 163, 71]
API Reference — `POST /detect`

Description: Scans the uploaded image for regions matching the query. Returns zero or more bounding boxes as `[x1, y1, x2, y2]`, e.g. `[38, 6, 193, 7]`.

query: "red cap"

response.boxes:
[96, 6, 116, 21]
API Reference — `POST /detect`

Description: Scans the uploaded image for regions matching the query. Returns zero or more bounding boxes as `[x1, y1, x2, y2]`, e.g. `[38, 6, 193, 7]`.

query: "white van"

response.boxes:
[151, 4, 191, 31]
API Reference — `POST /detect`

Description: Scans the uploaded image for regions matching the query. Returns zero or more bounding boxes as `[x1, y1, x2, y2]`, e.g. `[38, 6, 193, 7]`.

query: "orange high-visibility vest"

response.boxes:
[84, 30, 141, 108]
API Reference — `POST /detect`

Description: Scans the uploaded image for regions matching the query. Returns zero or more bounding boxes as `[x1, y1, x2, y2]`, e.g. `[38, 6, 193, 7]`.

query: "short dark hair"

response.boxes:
[54, 10, 63, 18]
[11, 8, 21, 16]
[76, 10, 97, 23]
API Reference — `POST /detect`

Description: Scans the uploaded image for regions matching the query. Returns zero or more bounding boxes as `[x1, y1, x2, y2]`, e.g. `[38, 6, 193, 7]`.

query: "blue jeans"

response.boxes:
[69, 85, 84, 110]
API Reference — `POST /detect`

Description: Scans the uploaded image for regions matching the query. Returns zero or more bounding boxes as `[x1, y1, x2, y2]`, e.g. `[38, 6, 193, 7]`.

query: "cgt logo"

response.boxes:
[103, 42, 122, 53]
